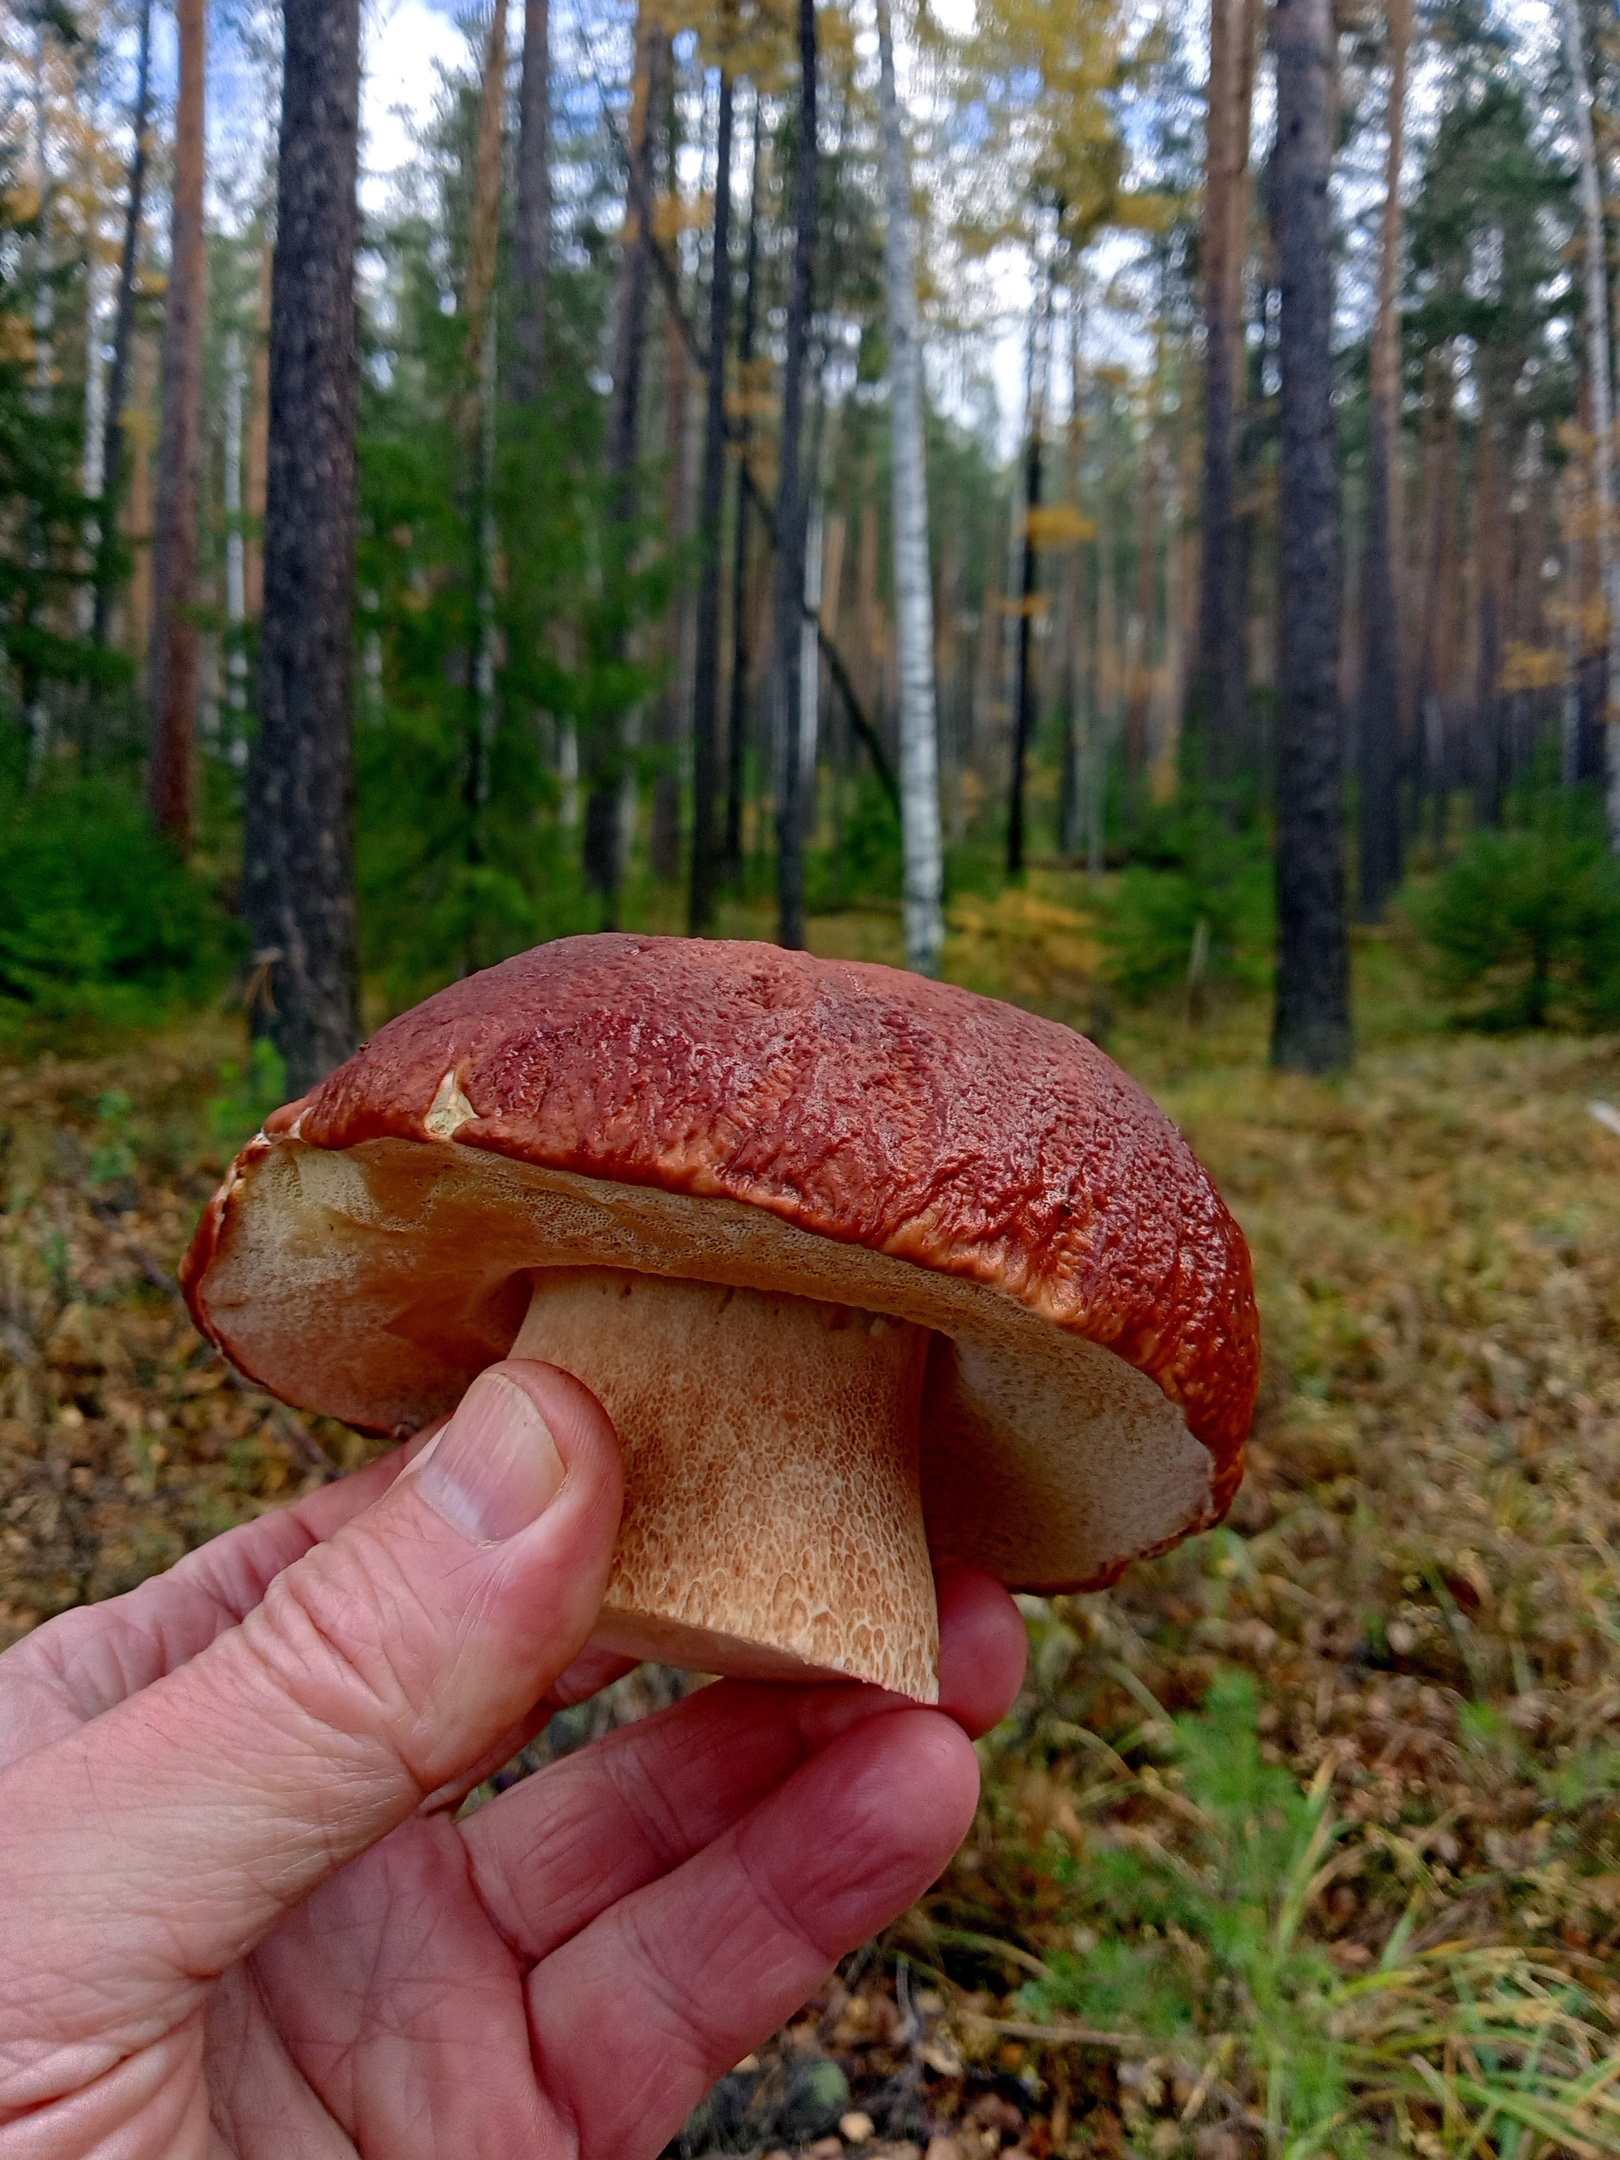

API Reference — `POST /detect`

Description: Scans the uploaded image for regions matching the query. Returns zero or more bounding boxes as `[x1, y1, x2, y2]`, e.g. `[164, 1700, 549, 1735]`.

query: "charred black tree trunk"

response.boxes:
[243, 0, 362, 1095]
[773, 0, 818, 951]
[1270, 0, 1351, 1073]
[92, 0, 153, 650]
[688, 58, 735, 934]
[510, 0, 550, 406]
[724, 97, 764, 881]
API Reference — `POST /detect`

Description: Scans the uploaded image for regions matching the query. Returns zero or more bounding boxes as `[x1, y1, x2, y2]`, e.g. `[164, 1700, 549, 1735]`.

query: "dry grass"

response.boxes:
[2, 926, 1619, 2156]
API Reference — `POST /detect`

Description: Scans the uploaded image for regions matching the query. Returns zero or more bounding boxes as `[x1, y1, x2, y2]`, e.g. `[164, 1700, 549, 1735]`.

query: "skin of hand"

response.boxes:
[0, 1359, 1029, 2159]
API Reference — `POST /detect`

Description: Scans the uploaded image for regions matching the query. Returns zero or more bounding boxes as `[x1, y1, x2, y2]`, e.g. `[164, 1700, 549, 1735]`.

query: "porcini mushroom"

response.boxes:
[182, 935, 1258, 1704]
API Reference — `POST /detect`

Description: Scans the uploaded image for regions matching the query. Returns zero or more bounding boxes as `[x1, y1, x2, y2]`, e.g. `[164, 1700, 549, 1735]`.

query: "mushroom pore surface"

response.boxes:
[512, 1269, 939, 1698]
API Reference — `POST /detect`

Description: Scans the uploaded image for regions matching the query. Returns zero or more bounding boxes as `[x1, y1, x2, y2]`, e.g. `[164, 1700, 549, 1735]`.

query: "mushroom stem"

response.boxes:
[510, 1268, 940, 1699]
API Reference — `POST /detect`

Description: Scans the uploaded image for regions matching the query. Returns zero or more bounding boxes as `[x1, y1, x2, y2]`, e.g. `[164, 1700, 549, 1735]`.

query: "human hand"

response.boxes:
[0, 1360, 1028, 2158]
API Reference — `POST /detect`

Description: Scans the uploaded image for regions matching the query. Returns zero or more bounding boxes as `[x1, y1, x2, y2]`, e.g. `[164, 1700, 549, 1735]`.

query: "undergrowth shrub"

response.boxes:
[206, 1039, 289, 1155]
[1101, 806, 1272, 1007]
[0, 771, 235, 1031]
[1017, 1671, 1618, 2157]
[1412, 789, 1620, 1029]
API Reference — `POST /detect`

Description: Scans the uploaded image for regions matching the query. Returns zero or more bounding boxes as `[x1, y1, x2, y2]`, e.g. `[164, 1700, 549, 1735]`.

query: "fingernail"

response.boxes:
[412, 1372, 565, 1542]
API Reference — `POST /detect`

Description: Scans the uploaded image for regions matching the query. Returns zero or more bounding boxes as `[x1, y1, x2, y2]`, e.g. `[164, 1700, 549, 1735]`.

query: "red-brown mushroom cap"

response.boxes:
[183, 934, 1257, 1604]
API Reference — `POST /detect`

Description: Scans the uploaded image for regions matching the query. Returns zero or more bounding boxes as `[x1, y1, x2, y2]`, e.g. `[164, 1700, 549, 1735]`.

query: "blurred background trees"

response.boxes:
[3, 0, 1620, 1065]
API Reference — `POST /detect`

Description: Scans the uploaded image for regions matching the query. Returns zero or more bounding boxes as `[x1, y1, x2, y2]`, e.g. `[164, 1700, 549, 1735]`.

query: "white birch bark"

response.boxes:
[875, 0, 944, 975]
[1562, 0, 1620, 847]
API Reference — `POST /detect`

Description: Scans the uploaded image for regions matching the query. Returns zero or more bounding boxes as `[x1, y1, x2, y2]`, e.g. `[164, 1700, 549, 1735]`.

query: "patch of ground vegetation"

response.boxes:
[2, 924, 1619, 2157]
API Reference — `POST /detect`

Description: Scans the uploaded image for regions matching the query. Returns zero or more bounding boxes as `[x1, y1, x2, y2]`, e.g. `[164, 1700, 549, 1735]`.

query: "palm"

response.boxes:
[0, 1444, 1024, 2160]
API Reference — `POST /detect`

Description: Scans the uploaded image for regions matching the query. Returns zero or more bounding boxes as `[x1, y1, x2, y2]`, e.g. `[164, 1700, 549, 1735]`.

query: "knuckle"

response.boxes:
[234, 1526, 442, 1791]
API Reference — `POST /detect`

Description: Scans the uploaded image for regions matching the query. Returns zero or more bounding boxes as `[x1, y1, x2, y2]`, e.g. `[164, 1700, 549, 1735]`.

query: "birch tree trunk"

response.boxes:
[243, 0, 363, 1094]
[511, 0, 551, 406]
[1270, 0, 1352, 1072]
[687, 52, 735, 932]
[147, 0, 207, 852]
[876, 0, 944, 975]
[773, 0, 819, 950]
[93, 0, 153, 649]
[1561, 0, 1620, 850]
[1357, 0, 1410, 919]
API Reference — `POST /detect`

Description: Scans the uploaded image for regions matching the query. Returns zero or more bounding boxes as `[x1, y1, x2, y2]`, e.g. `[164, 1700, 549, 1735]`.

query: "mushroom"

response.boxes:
[182, 935, 1258, 1704]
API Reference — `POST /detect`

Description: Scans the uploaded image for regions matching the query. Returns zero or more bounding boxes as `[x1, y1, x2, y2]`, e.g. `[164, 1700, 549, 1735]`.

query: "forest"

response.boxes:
[4, 0, 1620, 2151]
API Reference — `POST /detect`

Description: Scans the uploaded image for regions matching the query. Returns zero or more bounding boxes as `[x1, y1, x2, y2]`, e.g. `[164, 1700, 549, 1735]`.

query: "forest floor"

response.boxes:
[2, 901, 1619, 2158]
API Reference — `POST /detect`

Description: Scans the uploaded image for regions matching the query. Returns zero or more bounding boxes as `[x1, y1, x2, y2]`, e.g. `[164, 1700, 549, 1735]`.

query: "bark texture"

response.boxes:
[1270, 0, 1351, 1073]
[688, 59, 735, 933]
[1006, 300, 1044, 877]
[724, 99, 764, 880]
[877, 0, 945, 975]
[146, 0, 207, 851]
[93, 0, 153, 651]
[1194, 0, 1260, 780]
[1561, 0, 1620, 849]
[1357, 0, 1409, 918]
[464, 2, 509, 870]
[511, 0, 551, 406]
[774, 0, 819, 951]
[243, 0, 363, 1095]
[586, 12, 665, 914]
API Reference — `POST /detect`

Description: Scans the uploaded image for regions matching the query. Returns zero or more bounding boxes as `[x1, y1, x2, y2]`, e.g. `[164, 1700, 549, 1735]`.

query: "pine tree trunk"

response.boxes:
[1270, 0, 1351, 1072]
[723, 97, 764, 881]
[146, 0, 206, 852]
[93, 0, 153, 650]
[1563, 462, 1585, 786]
[464, 1, 509, 890]
[587, 12, 665, 915]
[1471, 379, 1506, 827]
[1006, 297, 1045, 876]
[1415, 342, 1455, 834]
[1195, 0, 1260, 781]
[511, 0, 551, 406]
[688, 57, 735, 932]
[651, 67, 689, 888]
[1059, 276, 1089, 856]
[223, 327, 247, 715]
[1561, 0, 1620, 849]
[245, 237, 271, 619]
[774, 0, 819, 950]
[243, 0, 362, 1094]
[1357, 0, 1409, 918]
[876, 0, 945, 974]
[1126, 393, 1159, 787]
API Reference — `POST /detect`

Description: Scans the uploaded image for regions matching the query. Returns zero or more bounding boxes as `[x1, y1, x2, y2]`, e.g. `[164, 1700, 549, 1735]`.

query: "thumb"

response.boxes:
[0, 1362, 621, 2098]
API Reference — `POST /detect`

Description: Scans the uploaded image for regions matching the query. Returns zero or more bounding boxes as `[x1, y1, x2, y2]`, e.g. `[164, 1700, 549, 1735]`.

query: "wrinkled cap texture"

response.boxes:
[182, 934, 1260, 1591]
